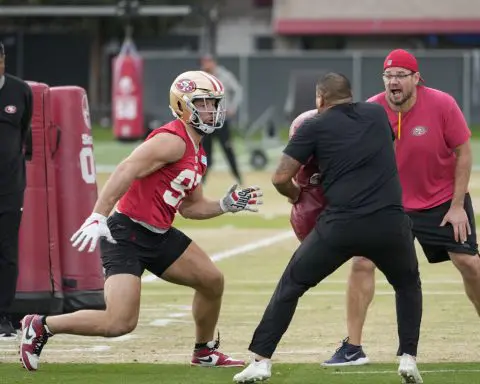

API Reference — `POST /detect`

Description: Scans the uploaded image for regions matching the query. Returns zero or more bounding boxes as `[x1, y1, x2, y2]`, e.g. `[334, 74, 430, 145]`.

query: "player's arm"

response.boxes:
[443, 98, 472, 209]
[440, 97, 473, 242]
[441, 141, 472, 243]
[451, 141, 472, 208]
[93, 133, 185, 216]
[273, 120, 316, 202]
[179, 182, 263, 219]
[178, 184, 223, 219]
[272, 154, 302, 202]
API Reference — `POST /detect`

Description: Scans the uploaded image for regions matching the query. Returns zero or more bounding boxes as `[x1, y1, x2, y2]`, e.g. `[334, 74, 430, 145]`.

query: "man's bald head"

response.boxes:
[316, 72, 353, 109]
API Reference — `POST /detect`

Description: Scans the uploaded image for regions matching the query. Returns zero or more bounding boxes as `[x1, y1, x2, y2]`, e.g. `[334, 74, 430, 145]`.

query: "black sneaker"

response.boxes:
[0, 315, 17, 340]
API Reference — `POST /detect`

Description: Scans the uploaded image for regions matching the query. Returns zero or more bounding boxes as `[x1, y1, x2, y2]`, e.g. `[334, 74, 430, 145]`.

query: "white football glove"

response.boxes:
[70, 213, 116, 253]
[219, 184, 263, 213]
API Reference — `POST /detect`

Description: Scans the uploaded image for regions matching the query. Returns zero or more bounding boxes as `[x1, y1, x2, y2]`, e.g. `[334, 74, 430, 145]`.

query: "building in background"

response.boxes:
[0, 0, 479, 127]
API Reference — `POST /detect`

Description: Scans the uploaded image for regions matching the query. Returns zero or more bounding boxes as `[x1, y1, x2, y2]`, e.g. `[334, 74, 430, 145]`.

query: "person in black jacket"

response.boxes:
[0, 41, 33, 339]
[200, 54, 243, 185]
[234, 73, 423, 384]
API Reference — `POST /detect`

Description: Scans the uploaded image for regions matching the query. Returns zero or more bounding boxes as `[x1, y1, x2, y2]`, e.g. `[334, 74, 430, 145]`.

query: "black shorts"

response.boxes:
[407, 194, 479, 263]
[100, 212, 192, 278]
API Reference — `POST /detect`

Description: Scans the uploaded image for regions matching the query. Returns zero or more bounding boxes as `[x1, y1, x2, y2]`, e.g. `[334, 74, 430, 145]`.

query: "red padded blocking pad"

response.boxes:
[112, 40, 144, 141]
[11, 82, 63, 317]
[50, 86, 105, 312]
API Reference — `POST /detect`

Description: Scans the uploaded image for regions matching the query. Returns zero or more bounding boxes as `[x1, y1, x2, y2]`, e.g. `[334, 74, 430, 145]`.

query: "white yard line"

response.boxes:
[226, 279, 464, 285]
[0, 346, 111, 353]
[332, 369, 480, 375]
[142, 290, 467, 296]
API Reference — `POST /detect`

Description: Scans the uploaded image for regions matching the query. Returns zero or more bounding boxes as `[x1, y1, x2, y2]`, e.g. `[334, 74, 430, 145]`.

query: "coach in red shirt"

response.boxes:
[323, 49, 480, 368]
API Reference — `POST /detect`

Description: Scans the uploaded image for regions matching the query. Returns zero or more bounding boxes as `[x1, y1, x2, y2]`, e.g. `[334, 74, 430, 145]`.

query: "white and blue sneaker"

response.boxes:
[0, 315, 17, 341]
[321, 337, 370, 366]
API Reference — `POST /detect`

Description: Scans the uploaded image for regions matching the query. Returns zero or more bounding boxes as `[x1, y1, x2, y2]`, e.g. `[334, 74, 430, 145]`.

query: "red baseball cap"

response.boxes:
[384, 49, 424, 82]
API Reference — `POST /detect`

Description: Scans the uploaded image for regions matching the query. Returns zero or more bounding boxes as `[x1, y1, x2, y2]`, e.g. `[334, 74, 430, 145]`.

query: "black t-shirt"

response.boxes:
[0, 73, 33, 201]
[284, 102, 403, 221]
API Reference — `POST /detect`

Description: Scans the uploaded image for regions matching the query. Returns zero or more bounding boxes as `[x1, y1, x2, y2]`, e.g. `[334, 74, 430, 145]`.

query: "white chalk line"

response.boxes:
[227, 279, 464, 285]
[332, 369, 480, 375]
[0, 346, 111, 353]
[142, 290, 468, 296]
[141, 230, 295, 283]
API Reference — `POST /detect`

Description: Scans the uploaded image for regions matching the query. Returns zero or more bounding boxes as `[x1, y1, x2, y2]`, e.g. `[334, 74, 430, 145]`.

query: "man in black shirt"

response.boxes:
[233, 73, 423, 384]
[0, 42, 33, 339]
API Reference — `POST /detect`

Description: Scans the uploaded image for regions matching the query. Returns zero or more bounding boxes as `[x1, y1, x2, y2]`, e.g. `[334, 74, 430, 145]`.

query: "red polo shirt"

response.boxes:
[368, 86, 470, 211]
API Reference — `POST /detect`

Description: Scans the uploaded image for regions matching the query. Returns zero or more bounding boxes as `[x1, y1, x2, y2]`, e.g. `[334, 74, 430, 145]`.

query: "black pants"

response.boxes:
[202, 120, 242, 184]
[248, 209, 422, 358]
[0, 208, 23, 315]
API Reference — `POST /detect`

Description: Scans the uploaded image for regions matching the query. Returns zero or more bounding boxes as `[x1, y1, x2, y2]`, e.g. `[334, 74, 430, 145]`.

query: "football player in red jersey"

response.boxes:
[288, 109, 326, 241]
[19, 70, 263, 371]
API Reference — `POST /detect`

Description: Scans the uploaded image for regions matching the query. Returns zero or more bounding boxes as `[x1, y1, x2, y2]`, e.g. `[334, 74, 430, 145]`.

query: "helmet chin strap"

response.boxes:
[189, 114, 214, 136]
[194, 127, 207, 136]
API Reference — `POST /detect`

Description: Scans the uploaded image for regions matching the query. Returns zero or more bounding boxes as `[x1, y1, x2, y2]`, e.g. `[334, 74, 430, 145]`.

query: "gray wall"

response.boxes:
[140, 50, 480, 129]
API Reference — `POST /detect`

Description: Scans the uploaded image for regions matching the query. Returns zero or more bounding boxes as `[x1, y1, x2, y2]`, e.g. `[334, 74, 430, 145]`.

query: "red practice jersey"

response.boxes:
[117, 120, 207, 229]
[288, 109, 327, 241]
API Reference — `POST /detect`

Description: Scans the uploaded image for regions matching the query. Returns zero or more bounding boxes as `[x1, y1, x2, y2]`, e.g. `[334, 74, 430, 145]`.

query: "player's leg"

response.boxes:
[44, 274, 141, 336]
[234, 227, 351, 383]
[19, 212, 145, 371]
[368, 212, 423, 384]
[161, 240, 224, 345]
[322, 256, 375, 366]
[147, 228, 242, 367]
[347, 258, 376, 346]
[0, 208, 22, 339]
[217, 120, 242, 185]
[20, 274, 141, 371]
[411, 194, 480, 316]
[450, 251, 480, 316]
[448, 195, 480, 315]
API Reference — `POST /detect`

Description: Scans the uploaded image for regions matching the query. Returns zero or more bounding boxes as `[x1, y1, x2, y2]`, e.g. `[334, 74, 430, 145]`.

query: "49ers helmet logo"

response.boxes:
[175, 79, 196, 93]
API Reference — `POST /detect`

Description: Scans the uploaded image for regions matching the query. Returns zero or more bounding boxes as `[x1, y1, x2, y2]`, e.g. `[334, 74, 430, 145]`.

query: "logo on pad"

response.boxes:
[4, 105, 16, 114]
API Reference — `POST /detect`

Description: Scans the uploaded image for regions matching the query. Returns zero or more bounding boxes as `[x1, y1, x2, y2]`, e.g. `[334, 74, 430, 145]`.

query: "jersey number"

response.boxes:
[79, 147, 96, 185]
[163, 169, 202, 207]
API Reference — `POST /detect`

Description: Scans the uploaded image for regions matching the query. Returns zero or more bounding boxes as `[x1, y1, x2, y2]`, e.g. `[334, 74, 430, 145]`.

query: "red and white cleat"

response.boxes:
[19, 315, 52, 371]
[191, 335, 245, 367]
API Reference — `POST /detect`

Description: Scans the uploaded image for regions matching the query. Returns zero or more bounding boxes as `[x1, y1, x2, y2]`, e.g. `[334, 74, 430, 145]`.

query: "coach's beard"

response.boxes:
[0, 75, 4, 90]
[390, 89, 413, 107]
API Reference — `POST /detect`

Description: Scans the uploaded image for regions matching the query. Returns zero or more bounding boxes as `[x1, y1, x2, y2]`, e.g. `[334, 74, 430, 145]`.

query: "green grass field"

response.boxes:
[3, 363, 480, 384]
[2, 132, 480, 383]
